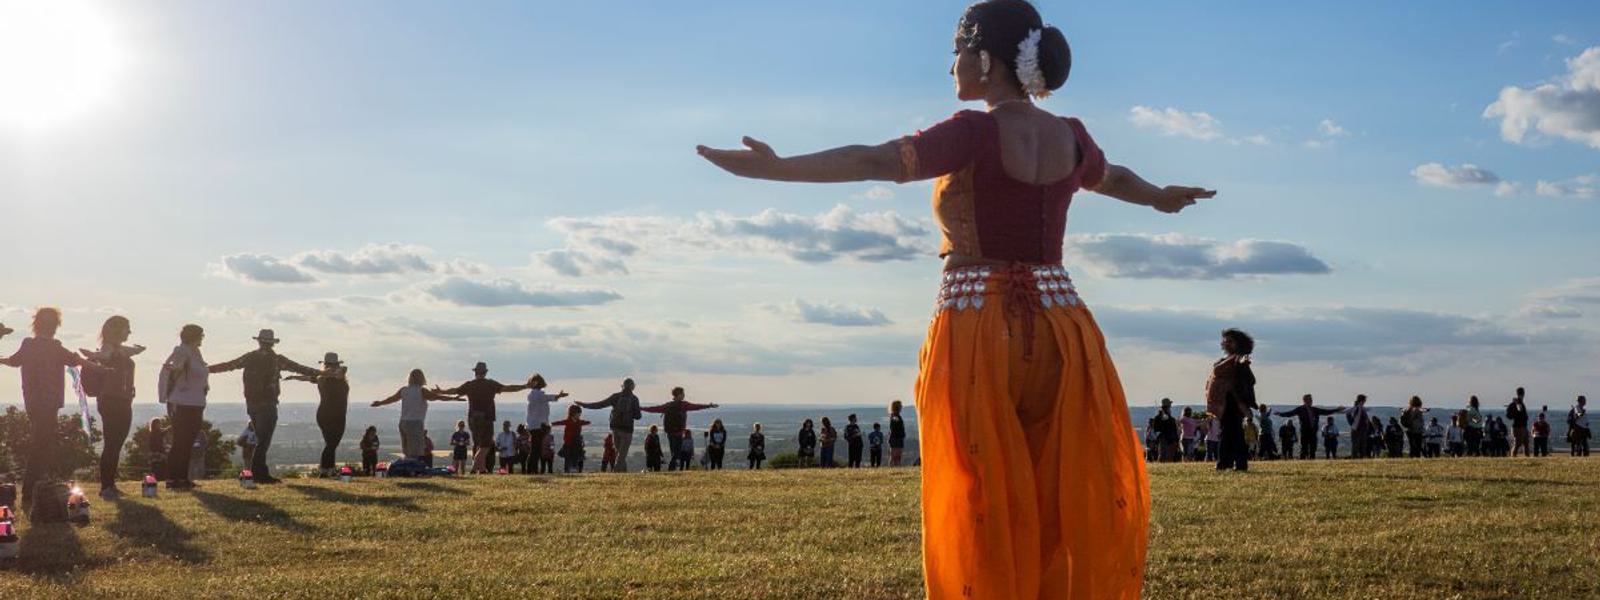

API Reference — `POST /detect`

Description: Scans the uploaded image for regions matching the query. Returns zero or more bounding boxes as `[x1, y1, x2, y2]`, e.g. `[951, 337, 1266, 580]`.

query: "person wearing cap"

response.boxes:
[575, 378, 642, 472]
[1151, 398, 1180, 462]
[287, 352, 352, 477]
[208, 328, 319, 483]
[436, 362, 533, 473]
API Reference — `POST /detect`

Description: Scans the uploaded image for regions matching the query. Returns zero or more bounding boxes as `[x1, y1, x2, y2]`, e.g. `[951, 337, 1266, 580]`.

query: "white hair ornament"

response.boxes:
[1014, 28, 1049, 99]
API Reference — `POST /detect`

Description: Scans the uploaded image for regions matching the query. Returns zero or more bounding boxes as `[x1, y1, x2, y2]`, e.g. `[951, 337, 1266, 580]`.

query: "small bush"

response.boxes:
[0, 406, 101, 482]
[122, 417, 237, 480]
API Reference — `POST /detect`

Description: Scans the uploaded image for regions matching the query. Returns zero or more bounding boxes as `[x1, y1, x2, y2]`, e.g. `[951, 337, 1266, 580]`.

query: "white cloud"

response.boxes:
[1317, 118, 1350, 137]
[1534, 175, 1598, 199]
[422, 277, 623, 308]
[1411, 162, 1502, 189]
[1483, 46, 1600, 149]
[538, 205, 933, 277]
[1066, 234, 1331, 280]
[853, 185, 895, 201]
[1129, 106, 1225, 141]
[770, 300, 892, 327]
[1520, 277, 1600, 319]
[210, 253, 318, 284]
[1554, 34, 1577, 46]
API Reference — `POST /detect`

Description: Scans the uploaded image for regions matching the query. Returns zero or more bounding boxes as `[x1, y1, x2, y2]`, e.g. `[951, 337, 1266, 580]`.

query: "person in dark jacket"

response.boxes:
[207, 329, 319, 483]
[798, 419, 818, 467]
[1206, 329, 1258, 472]
[844, 414, 865, 468]
[575, 378, 643, 472]
[888, 400, 908, 467]
[748, 423, 767, 469]
[1276, 395, 1347, 459]
[1384, 417, 1405, 458]
[359, 426, 380, 476]
[1400, 396, 1429, 458]
[1507, 388, 1531, 457]
[1278, 420, 1297, 461]
[1152, 398, 1180, 462]
[1344, 395, 1372, 459]
[644, 424, 664, 471]
[286, 352, 350, 477]
[641, 387, 718, 471]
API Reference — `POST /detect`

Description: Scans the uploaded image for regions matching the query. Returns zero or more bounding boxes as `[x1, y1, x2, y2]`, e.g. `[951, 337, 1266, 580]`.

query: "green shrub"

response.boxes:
[0, 406, 102, 482]
[122, 417, 237, 480]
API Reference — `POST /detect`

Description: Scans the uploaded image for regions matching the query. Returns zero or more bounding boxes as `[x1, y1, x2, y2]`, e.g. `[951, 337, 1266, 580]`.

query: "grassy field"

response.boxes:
[2, 458, 1597, 599]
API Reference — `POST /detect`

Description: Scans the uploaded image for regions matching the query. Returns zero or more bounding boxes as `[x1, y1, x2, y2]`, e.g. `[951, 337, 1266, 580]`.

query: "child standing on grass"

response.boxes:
[1278, 420, 1296, 462]
[868, 423, 885, 467]
[360, 426, 380, 476]
[748, 423, 766, 470]
[844, 414, 864, 468]
[679, 429, 695, 471]
[601, 433, 617, 472]
[496, 421, 518, 474]
[1321, 417, 1339, 459]
[552, 405, 591, 473]
[516, 424, 532, 474]
[888, 400, 906, 467]
[540, 424, 556, 473]
[422, 430, 435, 468]
[798, 419, 817, 468]
[645, 425, 664, 472]
[819, 417, 838, 468]
[450, 421, 470, 474]
[1446, 414, 1465, 457]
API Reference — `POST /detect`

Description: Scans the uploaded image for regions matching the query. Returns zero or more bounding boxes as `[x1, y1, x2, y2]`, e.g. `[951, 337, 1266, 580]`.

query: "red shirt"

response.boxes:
[552, 418, 589, 444]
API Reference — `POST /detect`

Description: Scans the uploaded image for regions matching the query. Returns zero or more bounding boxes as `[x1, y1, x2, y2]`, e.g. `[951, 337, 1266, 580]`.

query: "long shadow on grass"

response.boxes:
[106, 498, 212, 564]
[392, 480, 468, 496]
[17, 521, 101, 583]
[191, 490, 317, 534]
[287, 484, 421, 512]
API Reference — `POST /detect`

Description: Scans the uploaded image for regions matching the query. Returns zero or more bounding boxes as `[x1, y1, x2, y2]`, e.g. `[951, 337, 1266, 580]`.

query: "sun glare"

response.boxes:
[0, 1, 124, 131]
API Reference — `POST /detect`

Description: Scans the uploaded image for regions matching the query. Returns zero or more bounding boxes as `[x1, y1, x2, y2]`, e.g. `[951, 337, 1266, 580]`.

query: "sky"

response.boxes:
[1, 0, 1597, 410]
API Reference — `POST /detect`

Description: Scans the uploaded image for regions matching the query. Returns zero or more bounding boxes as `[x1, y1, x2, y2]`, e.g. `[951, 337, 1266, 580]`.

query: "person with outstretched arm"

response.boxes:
[575, 378, 642, 472]
[371, 369, 465, 464]
[0, 308, 97, 509]
[641, 386, 718, 470]
[285, 352, 351, 477]
[1276, 395, 1347, 460]
[435, 362, 533, 473]
[207, 329, 318, 483]
[78, 315, 145, 499]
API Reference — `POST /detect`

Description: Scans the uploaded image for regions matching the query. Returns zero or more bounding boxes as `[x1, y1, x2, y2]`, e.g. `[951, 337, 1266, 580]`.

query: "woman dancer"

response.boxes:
[287, 352, 351, 477]
[80, 316, 145, 498]
[697, 1, 1210, 594]
[371, 369, 464, 463]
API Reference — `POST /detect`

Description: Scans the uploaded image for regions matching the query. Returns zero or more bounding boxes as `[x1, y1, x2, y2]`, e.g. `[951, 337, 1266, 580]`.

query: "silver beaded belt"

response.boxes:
[935, 263, 1082, 313]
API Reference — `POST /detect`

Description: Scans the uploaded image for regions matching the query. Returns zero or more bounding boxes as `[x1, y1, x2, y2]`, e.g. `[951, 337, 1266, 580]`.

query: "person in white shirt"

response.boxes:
[524, 374, 569, 472]
[1445, 414, 1466, 457]
[371, 369, 464, 461]
[1423, 418, 1445, 458]
[496, 421, 519, 473]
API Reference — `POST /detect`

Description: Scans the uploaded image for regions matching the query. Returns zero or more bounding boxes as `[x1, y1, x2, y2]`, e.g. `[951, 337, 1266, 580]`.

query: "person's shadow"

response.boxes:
[191, 490, 316, 535]
[16, 520, 101, 583]
[287, 484, 421, 513]
[392, 480, 467, 496]
[106, 498, 212, 564]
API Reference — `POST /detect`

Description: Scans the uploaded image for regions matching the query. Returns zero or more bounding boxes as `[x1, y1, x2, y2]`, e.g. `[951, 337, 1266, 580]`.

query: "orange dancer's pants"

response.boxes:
[916, 272, 1150, 599]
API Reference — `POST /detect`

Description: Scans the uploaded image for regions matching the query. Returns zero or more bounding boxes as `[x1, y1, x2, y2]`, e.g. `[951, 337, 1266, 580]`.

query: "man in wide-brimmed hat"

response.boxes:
[209, 329, 318, 483]
[437, 361, 532, 473]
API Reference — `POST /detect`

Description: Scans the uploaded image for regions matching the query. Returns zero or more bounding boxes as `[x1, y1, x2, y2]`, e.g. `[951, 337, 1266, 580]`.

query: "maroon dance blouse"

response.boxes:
[896, 110, 1107, 264]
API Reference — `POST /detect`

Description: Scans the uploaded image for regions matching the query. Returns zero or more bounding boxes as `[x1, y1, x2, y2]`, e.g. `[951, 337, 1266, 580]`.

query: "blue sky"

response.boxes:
[2, 1, 1597, 409]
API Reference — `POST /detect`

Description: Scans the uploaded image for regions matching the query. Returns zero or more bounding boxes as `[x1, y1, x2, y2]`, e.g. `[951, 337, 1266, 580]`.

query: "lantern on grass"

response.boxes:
[339, 466, 353, 483]
[66, 485, 90, 524]
[239, 469, 257, 490]
[0, 520, 18, 559]
[141, 474, 159, 498]
[376, 462, 388, 479]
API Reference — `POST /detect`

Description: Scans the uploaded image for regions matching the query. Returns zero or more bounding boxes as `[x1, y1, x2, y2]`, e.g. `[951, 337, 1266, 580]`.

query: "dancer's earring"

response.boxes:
[979, 50, 991, 84]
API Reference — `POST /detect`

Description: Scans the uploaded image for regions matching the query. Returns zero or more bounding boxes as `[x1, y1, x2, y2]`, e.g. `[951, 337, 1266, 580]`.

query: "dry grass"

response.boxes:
[2, 458, 1596, 599]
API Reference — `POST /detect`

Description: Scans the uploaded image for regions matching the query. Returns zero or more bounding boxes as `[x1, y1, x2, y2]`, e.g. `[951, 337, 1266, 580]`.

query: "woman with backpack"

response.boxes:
[286, 352, 351, 478]
[78, 315, 145, 499]
[748, 423, 767, 470]
[158, 324, 209, 491]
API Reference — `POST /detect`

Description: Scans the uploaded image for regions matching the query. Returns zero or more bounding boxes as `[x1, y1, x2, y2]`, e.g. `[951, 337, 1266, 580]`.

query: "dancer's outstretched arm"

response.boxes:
[697, 137, 901, 183]
[1091, 164, 1215, 214]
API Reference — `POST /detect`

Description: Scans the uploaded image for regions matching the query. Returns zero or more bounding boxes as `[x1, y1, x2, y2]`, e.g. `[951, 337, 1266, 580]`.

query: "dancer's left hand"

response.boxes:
[696, 137, 781, 179]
